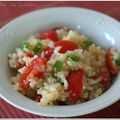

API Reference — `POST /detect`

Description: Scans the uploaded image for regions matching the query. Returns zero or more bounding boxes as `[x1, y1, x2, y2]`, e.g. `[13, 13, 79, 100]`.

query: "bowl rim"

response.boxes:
[0, 7, 120, 117]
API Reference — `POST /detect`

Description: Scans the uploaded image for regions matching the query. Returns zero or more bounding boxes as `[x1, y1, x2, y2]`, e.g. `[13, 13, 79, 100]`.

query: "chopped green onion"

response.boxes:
[21, 42, 30, 51]
[34, 42, 43, 53]
[67, 54, 79, 62]
[52, 76, 58, 79]
[53, 77, 61, 83]
[55, 79, 62, 83]
[115, 58, 120, 66]
[54, 60, 63, 72]
[84, 40, 94, 47]
[50, 76, 61, 83]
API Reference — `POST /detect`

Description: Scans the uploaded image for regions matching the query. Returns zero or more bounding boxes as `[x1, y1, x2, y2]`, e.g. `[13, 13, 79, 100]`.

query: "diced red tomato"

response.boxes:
[18, 63, 25, 69]
[19, 66, 33, 88]
[67, 69, 84, 102]
[26, 53, 33, 57]
[34, 94, 42, 102]
[18, 53, 33, 69]
[97, 70, 111, 90]
[55, 41, 78, 53]
[25, 88, 37, 99]
[30, 57, 47, 70]
[43, 47, 54, 60]
[19, 57, 47, 89]
[40, 30, 58, 42]
[105, 48, 118, 75]
[27, 69, 44, 80]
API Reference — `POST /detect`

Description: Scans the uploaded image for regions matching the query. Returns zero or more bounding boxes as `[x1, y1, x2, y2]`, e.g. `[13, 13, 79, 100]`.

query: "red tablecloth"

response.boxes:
[0, 1, 120, 118]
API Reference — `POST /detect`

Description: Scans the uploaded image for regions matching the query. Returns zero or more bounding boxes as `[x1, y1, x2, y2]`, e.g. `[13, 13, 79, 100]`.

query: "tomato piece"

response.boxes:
[55, 41, 78, 53]
[30, 57, 47, 71]
[27, 69, 43, 79]
[40, 30, 58, 42]
[26, 53, 33, 57]
[19, 65, 33, 88]
[98, 70, 111, 90]
[34, 94, 42, 102]
[34, 70, 43, 78]
[18, 63, 25, 69]
[18, 53, 33, 69]
[43, 47, 54, 60]
[105, 48, 118, 75]
[25, 88, 37, 99]
[67, 69, 84, 102]
[19, 57, 47, 89]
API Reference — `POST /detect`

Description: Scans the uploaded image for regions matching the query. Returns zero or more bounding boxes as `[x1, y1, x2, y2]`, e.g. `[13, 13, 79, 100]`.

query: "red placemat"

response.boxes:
[0, 1, 120, 118]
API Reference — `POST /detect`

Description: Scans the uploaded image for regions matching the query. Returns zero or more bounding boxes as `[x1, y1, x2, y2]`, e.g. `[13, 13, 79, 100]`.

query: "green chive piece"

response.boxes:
[52, 76, 58, 79]
[21, 42, 30, 51]
[115, 58, 120, 66]
[50, 76, 61, 83]
[53, 77, 61, 83]
[67, 54, 79, 62]
[34, 42, 43, 53]
[54, 60, 63, 72]
[84, 40, 94, 47]
[55, 79, 61, 83]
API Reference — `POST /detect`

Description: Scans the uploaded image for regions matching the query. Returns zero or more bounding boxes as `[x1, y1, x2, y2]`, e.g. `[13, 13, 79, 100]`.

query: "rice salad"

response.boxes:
[8, 27, 120, 105]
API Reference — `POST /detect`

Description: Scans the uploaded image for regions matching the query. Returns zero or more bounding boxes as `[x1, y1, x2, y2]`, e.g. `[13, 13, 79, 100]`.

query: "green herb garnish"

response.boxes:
[50, 76, 61, 83]
[54, 60, 63, 72]
[115, 58, 120, 66]
[67, 54, 79, 62]
[54, 79, 61, 83]
[21, 42, 30, 51]
[34, 42, 43, 53]
[84, 40, 94, 47]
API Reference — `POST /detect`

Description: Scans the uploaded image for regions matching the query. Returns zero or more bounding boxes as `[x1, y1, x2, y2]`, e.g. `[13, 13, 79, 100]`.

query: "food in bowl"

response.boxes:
[8, 27, 120, 105]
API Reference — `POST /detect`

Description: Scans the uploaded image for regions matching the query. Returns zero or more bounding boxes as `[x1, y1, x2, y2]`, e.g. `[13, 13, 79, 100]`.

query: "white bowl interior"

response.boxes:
[0, 7, 120, 117]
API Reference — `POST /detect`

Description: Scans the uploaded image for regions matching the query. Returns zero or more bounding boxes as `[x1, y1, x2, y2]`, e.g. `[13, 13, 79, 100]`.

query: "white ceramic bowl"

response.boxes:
[0, 7, 120, 117]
